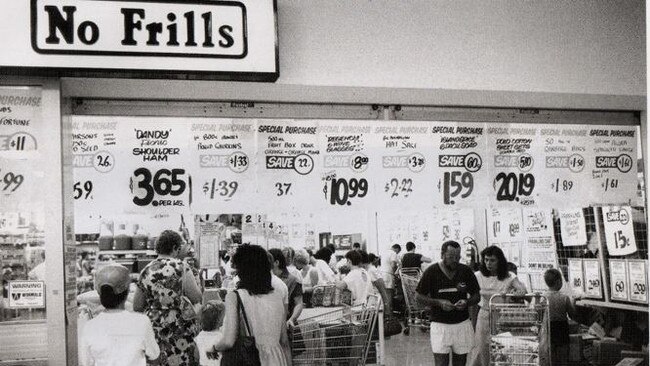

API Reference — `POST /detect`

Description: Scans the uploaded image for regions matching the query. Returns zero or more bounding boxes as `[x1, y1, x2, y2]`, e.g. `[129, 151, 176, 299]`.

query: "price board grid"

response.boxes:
[596, 206, 647, 304]
[554, 206, 598, 279]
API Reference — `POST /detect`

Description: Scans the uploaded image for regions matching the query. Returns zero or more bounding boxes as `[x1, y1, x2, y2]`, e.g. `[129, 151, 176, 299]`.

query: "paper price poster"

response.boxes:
[0, 86, 42, 158]
[487, 207, 523, 266]
[194, 214, 228, 268]
[369, 121, 434, 209]
[568, 259, 585, 295]
[523, 208, 554, 237]
[602, 205, 637, 256]
[431, 122, 489, 208]
[256, 119, 321, 211]
[319, 120, 374, 211]
[609, 259, 629, 301]
[190, 119, 257, 212]
[587, 125, 638, 205]
[627, 260, 648, 304]
[538, 124, 592, 208]
[583, 259, 603, 298]
[431, 208, 475, 260]
[487, 123, 543, 207]
[559, 209, 587, 247]
[0, 157, 44, 212]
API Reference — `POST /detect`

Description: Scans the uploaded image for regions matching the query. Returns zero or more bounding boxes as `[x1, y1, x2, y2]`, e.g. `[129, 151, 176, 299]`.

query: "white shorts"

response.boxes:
[429, 319, 474, 355]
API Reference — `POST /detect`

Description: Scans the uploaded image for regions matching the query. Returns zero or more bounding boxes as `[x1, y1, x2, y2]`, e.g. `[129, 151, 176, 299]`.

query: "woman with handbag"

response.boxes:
[213, 244, 291, 366]
[134, 230, 203, 366]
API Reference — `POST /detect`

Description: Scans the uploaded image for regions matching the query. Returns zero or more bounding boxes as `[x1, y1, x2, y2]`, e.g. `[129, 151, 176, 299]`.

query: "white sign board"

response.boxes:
[568, 259, 584, 296]
[609, 259, 629, 301]
[583, 259, 602, 299]
[559, 209, 587, 247]
[627, 260, 648, 304]
[602, 206, 637, 256]
[8, 281, 45, 308]
[0, 0, 278, 81]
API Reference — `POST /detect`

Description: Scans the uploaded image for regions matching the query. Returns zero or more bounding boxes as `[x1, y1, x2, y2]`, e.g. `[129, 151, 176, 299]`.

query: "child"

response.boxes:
[194, 300, 226, 366]
[543, 268, 577, 366]
[80, 264, 159, 366]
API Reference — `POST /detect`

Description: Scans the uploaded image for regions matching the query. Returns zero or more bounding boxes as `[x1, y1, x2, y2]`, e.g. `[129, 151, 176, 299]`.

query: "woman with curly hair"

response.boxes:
[134, 230, 202, 366]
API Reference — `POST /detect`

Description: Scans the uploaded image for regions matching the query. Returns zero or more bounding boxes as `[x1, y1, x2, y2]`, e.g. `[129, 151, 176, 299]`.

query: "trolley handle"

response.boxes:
[488, 292, 546, 306]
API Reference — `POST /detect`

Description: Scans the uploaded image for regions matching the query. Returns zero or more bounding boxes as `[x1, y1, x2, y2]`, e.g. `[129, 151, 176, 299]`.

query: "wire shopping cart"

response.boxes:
[489, 293, 549, 366]
[291, 296, 379, 366]
[398, 268, 429, 335]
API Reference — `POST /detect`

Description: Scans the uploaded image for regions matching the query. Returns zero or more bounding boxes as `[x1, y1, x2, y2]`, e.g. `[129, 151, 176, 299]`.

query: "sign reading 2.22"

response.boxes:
[130, 168, 188, 207]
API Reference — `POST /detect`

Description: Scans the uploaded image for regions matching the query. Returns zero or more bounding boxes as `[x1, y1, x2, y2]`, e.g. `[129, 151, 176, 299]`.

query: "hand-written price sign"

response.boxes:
[583, 259, 602, 299]
[0, 168, 24, 193]
[568, 259, 585, 295]
[609, 259, 629, 301]
[602, 206, 637, 256]
[627, 260, 648, 304]
[324, 176, 369, 206]
[130, 167, 190, 207]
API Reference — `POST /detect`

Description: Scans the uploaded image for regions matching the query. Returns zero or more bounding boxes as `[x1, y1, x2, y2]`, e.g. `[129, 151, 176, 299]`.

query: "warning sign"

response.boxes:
[8, 281, 45, 309]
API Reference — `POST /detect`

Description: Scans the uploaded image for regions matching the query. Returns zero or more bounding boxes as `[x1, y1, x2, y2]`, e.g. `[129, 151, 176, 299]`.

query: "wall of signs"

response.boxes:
[71, 116, 642, 267]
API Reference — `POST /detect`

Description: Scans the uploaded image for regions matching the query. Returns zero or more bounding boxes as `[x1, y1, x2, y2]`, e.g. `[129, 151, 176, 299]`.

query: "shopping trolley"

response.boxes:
[398, 268, 429, 335]
[489, 293, 549, 366]
[291, 296, 379, 366]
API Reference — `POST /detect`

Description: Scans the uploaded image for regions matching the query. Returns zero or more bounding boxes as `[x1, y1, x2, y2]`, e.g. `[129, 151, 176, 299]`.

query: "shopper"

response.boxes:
[469, 245, 527, 366]
[213, 244, 291, 366]
[544, 268, 578, 366]
[270, 248, 304, 327]
[416, 240, 480, 366]
[80, 263, 159, 366]
[336, 250, 372, 306]
[133, 230, 202, 366]
[194, 301, 225, 366]
[361, 250, 391, 311]
[293, 249, 319, 306]
[380, 244, 401, 309]
[282, 247, 302, 280]
[313, 247, 336, 284]
[401, 241, 432, 270]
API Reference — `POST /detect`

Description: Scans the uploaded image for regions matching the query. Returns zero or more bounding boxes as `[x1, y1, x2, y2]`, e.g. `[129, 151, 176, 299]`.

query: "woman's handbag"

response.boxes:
[221, 290, 261, 366]
[383, 316, 403, 337]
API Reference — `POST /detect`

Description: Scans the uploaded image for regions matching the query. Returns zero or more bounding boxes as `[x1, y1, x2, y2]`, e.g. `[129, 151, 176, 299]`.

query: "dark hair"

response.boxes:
[507, 262, 518, 275]
[479, 246, 509, 280]
[155, 230, 183, 255]
[306, 249, 314, 258]
[544, 268, 563, 289]
[345, 250, 362, 266]
[99, 284, 128, 309]
[201, 302, 225, 331]
[368, 253, 379, 266]
[441, 240, 460, 254]
[406, 242, 415, 251]
[359, 250, 369, 264]
[352, 242, 361, 249]
[314, 247, 333, 263]
[391, 244, 401, 252]
[80, 252, 88, 259]
[326, 244, 337, 253]
[269, 248, 287, 270]
[233, 245, 273, 295]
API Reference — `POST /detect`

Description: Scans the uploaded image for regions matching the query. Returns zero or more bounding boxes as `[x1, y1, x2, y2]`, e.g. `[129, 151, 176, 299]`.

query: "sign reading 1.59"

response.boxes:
[130, 168, 188, 207]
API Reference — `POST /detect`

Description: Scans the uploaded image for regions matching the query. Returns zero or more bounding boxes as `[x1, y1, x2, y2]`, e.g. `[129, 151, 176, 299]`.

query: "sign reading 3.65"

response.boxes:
[130, 167, 188, 207]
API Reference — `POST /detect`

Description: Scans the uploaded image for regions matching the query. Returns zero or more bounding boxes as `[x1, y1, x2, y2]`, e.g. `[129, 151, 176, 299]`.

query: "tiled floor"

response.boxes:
[380, 328, 436, 366]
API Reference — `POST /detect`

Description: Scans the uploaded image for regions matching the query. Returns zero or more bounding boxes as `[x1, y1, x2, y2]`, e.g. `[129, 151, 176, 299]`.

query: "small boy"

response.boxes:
[194, 300, 226, 366]
[544, 268, 577, 366]
[80, 264, 159, 366]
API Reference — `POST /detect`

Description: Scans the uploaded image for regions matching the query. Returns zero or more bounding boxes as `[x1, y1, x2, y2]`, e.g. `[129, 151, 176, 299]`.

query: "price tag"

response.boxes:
[568, 259, 584, 295]
[602, 206, 637, 256]
[583, 259, 602, 299]
[627, 259, 648, 304]
[609, 259, 629, 301]
[130, 167, 190, 208]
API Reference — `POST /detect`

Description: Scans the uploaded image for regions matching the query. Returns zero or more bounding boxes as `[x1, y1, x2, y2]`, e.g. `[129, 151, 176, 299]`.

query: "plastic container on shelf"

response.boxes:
[147, 236, 157, 250]
[132, 224, 149, 250]
[113, 223, 132, 250]
[98, 221, 114, 251]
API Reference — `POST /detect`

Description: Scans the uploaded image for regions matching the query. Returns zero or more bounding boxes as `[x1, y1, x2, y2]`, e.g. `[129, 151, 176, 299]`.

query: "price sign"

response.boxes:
[130, 167, 190, 207]
[627, 260, 648, 304]
[609, 259, 629, 301]
[202, 179, 238, 201]
[568, 259, 585, 295]
[324, 177, 369, 206]
[602, 206, 637, 256]
[384, 178, 414, 199]
[0, 167, 24, 194]
[73, 180, 93, 200]
[442, 170, 475, 205]
[589, 126, 638, 205]
[493, 172, 535, 203]
[583, 259, 603, 299]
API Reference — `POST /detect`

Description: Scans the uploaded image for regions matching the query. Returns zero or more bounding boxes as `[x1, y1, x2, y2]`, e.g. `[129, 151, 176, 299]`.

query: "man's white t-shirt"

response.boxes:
[343, 268, 372, 305]
[315, 259, 336, 284]
[380, 251, 398, 288]
[80, 310, 159, 366]
[194, 330, 223, 366]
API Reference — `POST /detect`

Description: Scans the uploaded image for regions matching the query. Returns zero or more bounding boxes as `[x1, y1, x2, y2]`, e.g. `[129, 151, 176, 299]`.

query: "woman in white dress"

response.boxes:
[213, 245, 291, 366]
[470, 245, 527, 366]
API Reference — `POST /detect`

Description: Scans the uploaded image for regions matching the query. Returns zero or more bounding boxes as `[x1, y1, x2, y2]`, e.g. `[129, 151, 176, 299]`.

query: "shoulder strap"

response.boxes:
[235, 290, 253, 337]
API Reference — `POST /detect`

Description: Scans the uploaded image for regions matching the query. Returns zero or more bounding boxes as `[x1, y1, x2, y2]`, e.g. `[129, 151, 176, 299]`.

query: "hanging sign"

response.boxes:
[559, 209, 587, 247]
[487, 207, 523, 266]
[0, 0, 278, 81]
[627, 260, 648, 304]
[8, 281, 45, 308]
[568, 259, 584, 295]
[609, 259, 629, 301]
[583, 259, 603, 299]
[602, 206, 637, 256]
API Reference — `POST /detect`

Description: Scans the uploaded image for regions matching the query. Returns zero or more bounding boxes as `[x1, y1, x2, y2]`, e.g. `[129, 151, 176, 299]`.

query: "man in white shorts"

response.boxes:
[416, 240, 480, 366]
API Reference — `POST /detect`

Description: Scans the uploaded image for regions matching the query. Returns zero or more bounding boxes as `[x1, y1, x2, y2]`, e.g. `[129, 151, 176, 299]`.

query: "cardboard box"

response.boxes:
[593, 340, 635, 366]
[620, 351, 649, 365]
[614, 358, 644, 366]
